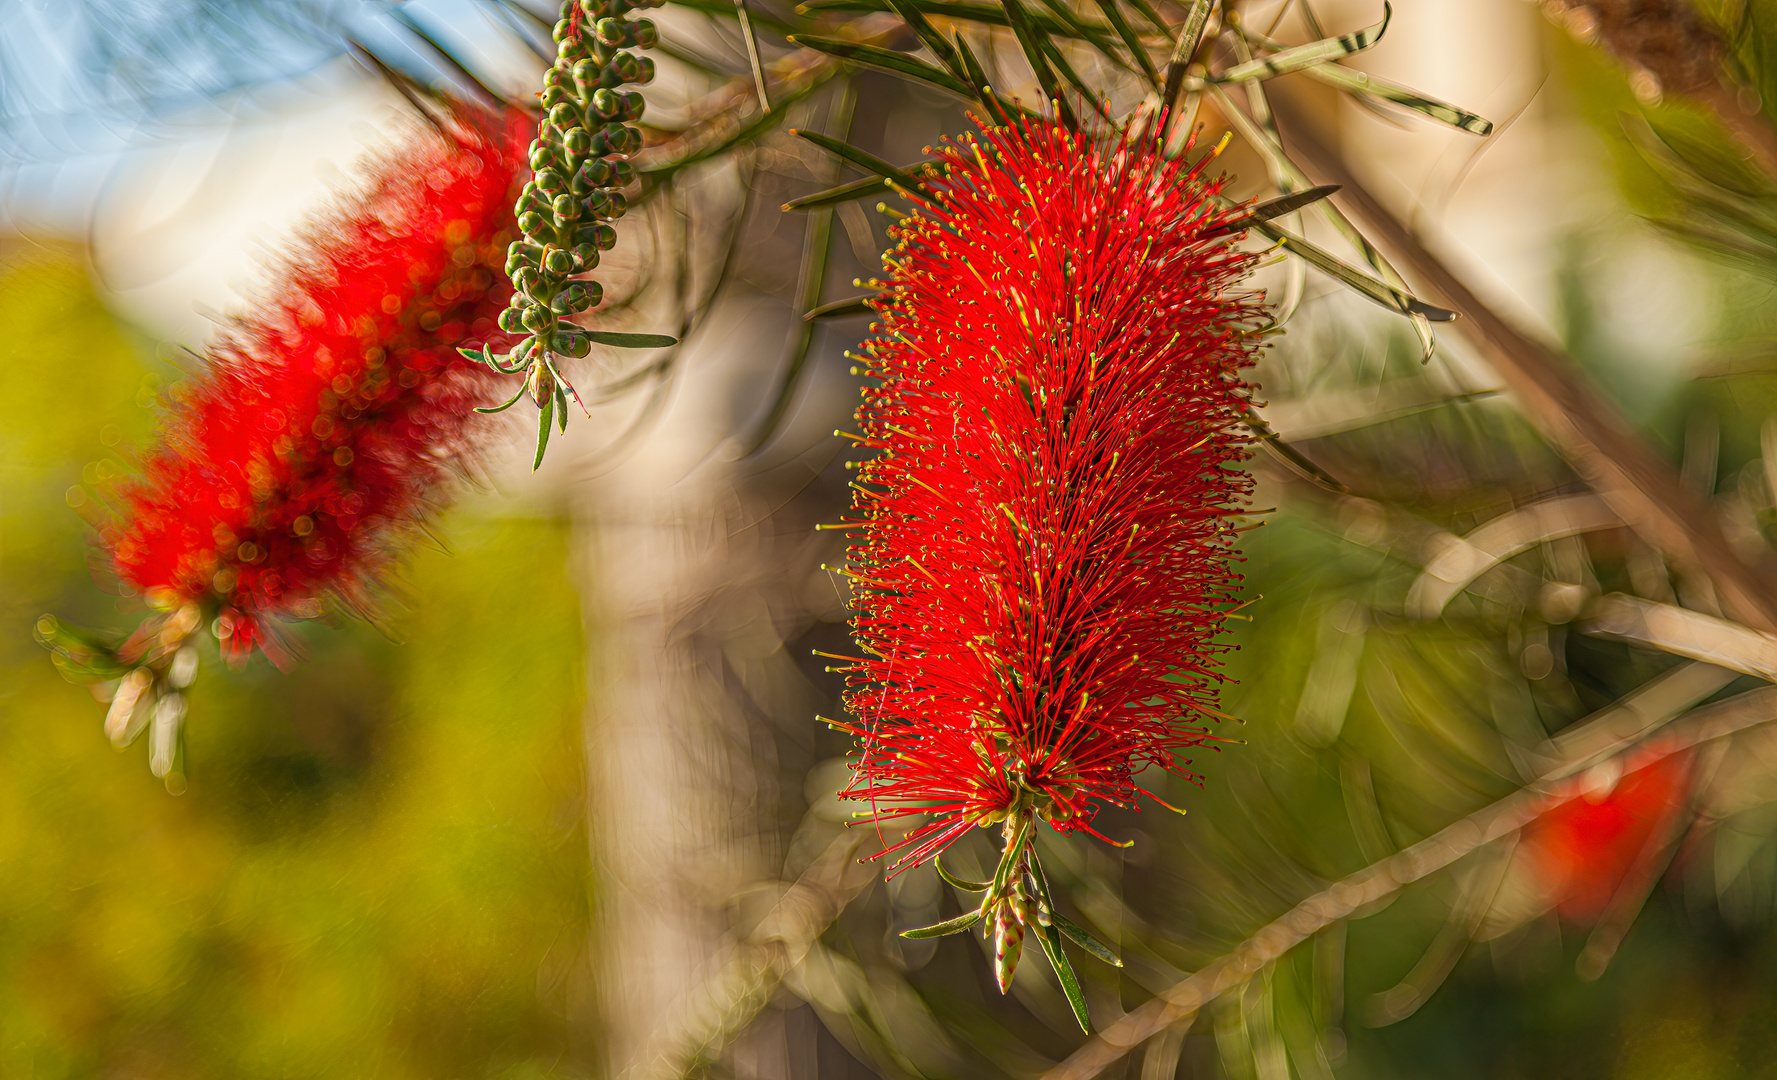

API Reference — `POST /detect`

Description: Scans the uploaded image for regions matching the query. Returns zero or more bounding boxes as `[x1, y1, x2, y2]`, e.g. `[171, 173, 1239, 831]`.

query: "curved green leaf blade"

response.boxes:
[583, 331, 680, 348]
[1201, 185, 1341, 238]
[1256, 217, 1457, 321]
[900, 909, 984, 938]
[533, 393, 554, 472]
[473, 383, 529, 414]
[792, 128, 928, 192]
[783, 175, 891, 211]
[786, 35, 975, 98]
[1051, 912, 1124, 967]
[1037, 923, 1092, 1032]
[1214, 1, 1390, 84]
[1305, 62, 1494, 135]
[935, 855, 992, 892]
[803, 295, 877, 321]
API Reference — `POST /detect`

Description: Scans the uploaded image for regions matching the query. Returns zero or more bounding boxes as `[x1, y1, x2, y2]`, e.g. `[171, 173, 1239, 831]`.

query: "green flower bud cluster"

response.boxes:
[499, 0, 659, 384]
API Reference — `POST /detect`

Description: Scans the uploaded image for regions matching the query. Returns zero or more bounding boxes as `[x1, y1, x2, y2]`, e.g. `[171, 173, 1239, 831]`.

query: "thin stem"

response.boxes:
[1268, 96, 1777, 634]
[1044, 684, 1777, 1080]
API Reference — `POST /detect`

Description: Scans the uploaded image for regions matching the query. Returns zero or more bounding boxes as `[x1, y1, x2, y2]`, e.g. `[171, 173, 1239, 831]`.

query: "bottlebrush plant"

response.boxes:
[470, 0, 679, 469]
[37, 110, 530, 786]
[823, 117, 1272, 1030]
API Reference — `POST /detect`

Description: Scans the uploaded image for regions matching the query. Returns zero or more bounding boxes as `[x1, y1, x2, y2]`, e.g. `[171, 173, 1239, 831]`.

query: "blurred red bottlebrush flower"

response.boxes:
[831, 119, 1265, 877]
[103, 111, 528, 663]
[1523, 750, 1694, 922]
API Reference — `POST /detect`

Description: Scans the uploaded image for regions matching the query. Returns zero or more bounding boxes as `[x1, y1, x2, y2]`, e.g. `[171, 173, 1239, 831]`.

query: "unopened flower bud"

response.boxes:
[552, 329, 592, 357]
[528, 363, 557, 407]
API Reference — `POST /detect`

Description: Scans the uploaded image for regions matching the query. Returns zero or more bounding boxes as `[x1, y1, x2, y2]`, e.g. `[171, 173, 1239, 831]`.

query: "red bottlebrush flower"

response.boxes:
[834, 120, 1265, 873]
[1523, 751, 1693, 922]
[103, 112, 528, 662]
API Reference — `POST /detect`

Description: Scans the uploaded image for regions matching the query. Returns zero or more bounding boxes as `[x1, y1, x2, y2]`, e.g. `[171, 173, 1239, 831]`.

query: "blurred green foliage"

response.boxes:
[0, 250, 592, 1079]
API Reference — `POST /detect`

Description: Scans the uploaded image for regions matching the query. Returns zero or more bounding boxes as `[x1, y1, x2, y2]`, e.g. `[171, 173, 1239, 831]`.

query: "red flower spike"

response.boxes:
[836, 119, 1265, 875]
[104, 112, 529, 663]
[1523, 750, 1694, 922]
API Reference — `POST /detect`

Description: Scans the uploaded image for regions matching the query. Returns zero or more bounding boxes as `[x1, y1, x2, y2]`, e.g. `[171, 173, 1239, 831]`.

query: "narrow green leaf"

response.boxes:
[1304, 62, 1494, 135]
[797, 0, 1117, 41]
[1090, 0, 1159, 88]
[583, 331, 680, 348]
[953, 31, 994, 103]
[1031, 0, 1132, 72]
[1027, 852, 1124, 968]
[935, 855, 992, 892]
[792, 129, 927, 192]
[533, 394, 554, 471]
[1051, 912, 1124, 967]
[457, 346, 489, 364]
[473, 383, 530, 414]
[667, 0, 797, 32]
[1035, 24, 1108, 118]
[1037, 924, 1092, 1033]
[1200, 185, 1342, 237]
[1001, 0, 1075, 127]
[882, 0, 963, 75]
[1214, 2, 1390, 84]
[1253, 218, 1457, 322]
[555, 384, 569, 432]
[783, 175, 891, 211]
[900, 909, 983, 938]
[803, 295, 877, 320]
[786, 35, 976, 98]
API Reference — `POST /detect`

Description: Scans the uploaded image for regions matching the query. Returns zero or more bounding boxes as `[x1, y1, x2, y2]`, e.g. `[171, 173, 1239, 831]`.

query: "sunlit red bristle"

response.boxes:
[836, 119, 1266, 870]
[104, 112, 529, 661]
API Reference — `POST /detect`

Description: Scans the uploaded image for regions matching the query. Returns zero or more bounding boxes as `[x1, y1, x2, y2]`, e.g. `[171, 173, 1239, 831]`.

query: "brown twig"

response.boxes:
[1042, 684, 1777, 1080]
[1269, 101, 1777, 634]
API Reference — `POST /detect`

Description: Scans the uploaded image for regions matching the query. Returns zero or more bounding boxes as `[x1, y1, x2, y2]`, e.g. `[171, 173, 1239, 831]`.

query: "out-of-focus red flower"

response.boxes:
[104, 112, 528, 662]
[833, 119, 1265, 871]
[1523, 751, 1693, 921]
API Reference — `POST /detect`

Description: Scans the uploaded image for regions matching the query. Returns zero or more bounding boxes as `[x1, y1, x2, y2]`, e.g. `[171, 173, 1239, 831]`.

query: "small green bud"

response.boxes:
[580, 223, 618, 249]
[537, 168, 566, 194]
[553, 329, 593, 358]
[498, 308, 524, 333]
[520, 304, 554, 333]
[634, 56, 655, 84]
[518, 210, 549, 238]
[552, 193, 581, 221]
[594, 17, 625, 45]
[541, 84, 567, 109]
[572, 243, 601, 271]
[580, 159, 613, 187]
[609, 159, 635, 186]
[631, 19, 657, 47]
[549, 102, 578, 129]
[564, 126, 593, 157]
